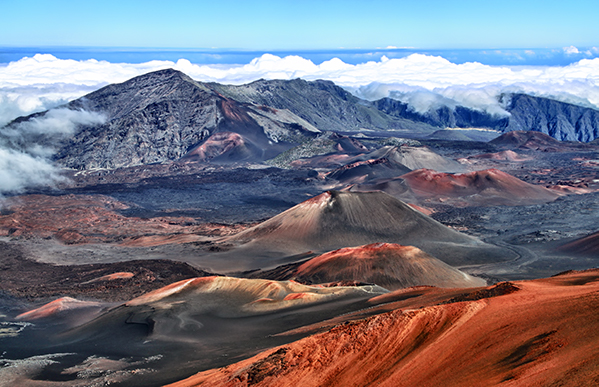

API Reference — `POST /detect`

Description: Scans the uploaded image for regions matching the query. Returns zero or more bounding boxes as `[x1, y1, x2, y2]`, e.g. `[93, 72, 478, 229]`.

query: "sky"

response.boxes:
[2, 0, 599, 50]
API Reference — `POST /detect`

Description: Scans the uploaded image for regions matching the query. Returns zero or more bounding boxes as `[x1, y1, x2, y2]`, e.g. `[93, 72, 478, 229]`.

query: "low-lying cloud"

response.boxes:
[0, 109, 106, 196]
[2, 53, 599, 124]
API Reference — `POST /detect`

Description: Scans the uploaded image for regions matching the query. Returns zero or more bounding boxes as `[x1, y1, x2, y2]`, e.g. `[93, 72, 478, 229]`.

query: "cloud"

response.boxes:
[0, 148, 65, 196]
[563, 46, 580, 55]
[0, 84, 101, 127]
[2, 52, 599, 126]
[0, 109, 106, 196]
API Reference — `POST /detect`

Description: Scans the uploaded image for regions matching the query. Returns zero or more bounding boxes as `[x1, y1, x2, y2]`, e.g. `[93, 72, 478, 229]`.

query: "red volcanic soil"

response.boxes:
[290, 243, 485, 289]
[490, 130, 564, 151]
[184, 131, 247, 160]
[558, 231, 599, 256]
[168, 269, 599, 387]
[407, 203, 434, 215]
[401, 168, 560, 206]
[0, 194, 246, 245]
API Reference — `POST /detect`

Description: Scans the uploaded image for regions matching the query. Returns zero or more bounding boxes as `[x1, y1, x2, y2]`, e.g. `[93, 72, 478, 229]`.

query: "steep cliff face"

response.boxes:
[59, 69, 222, 168]
[502, 94, 599, 141]
[374, 93, 599, 142]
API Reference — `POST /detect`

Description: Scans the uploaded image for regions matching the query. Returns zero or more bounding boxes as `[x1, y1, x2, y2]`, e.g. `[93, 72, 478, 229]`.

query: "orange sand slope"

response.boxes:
[170, 269, 599, 387]
[16, 297, 103, 321]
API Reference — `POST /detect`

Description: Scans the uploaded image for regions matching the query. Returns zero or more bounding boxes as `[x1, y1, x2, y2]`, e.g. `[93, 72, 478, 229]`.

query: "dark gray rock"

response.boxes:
[8, 69, 323, 169]
[209, 78, 436, 133]
[501, 94, 599, 142]
[373, 93, 599, 142]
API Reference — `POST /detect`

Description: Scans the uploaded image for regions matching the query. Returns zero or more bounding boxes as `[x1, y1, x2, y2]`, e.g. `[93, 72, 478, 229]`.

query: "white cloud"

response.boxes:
[563, 46, 580, 55]
[0, 109, 106, 195]
[0, 147, 65, 196]
[2, 52, 599, 123]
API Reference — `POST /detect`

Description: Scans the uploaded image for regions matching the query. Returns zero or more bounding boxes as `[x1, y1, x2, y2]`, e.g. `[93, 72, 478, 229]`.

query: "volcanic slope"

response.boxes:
[362, 145, 464, 172]
[209, 78, 437, 134]
[490, 130, 568, 151]
[558, 231, 599, 256]
[10, 69, 321, 169]
[400, 168, 560, 206]
[223, 191, 515, 267]
[255, 243, 486, 290]
[8, 277, 387, 386]
[169, 269, 599, 387]
[326, 145, 463, 190]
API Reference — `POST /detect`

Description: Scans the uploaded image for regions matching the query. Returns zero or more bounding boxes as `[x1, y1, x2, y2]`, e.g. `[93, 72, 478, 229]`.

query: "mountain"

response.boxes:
[502, 94, 599, 141]
[490, 130, 565, 150]
[209, 78, 436, 134]
[266, 132, 369, 169]
[324, 145, 463, 186]
[359, 145, 464, 172]
[224, 190, 515, 266]
[376, 97, 507, 130]
[8, 69, 598, 173]
[262, 243, 486, 289]
[7, 69, 322, 169]
[375, 93, 599, 142]
[326, 155, 411, 184]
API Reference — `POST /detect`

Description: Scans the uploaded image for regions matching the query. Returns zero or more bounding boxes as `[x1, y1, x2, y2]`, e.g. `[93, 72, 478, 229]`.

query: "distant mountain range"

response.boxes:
[4, 68, 599, 169]
[377, 93, 599, 142]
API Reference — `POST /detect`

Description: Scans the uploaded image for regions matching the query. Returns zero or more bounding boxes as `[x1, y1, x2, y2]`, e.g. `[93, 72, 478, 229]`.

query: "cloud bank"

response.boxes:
[2, 52, 599, 125]
[0, 109, 105, 196]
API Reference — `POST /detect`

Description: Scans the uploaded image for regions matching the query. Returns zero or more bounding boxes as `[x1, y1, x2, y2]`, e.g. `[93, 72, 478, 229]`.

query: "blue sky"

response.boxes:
[2, 0, 598, 50]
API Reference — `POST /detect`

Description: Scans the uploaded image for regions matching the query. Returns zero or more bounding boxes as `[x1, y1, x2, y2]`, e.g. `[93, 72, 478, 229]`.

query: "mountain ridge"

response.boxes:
[5, 68, 599, 172]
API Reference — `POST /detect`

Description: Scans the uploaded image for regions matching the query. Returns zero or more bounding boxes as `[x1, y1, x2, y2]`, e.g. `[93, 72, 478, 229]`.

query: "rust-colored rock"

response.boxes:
[0, 194, 246, 245]
[290, 243, 485, 289]
[401, 168, 560, 206]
